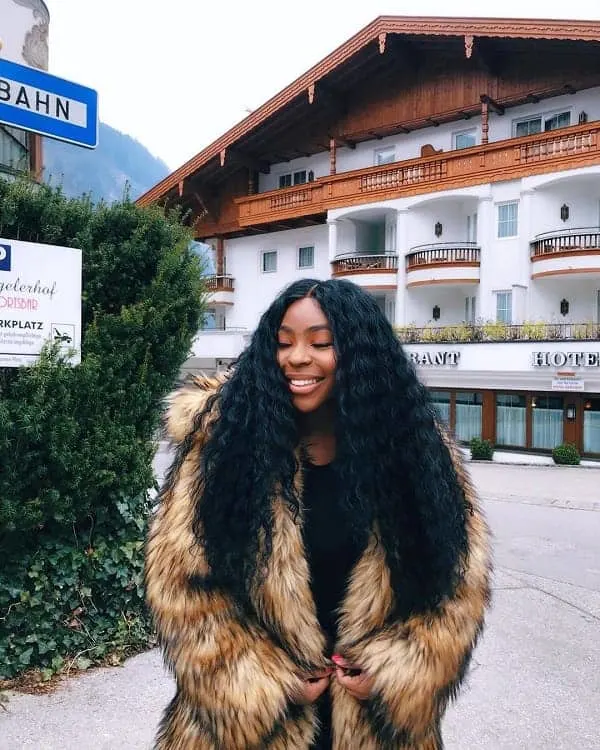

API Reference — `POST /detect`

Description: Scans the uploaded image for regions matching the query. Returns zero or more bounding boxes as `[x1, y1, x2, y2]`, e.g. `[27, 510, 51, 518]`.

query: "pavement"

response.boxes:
[1, 457, 599, 749]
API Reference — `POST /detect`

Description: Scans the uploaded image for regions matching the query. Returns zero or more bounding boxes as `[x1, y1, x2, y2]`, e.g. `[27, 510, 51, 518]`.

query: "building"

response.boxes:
[138, 15, 600, 457]
[0, 0, 49, 178]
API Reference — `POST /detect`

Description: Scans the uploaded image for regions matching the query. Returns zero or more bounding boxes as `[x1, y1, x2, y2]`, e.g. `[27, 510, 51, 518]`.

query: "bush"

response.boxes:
[552, 442, 581, 465]
[0, 179, 204, 678]
[470, 437, 494, 461]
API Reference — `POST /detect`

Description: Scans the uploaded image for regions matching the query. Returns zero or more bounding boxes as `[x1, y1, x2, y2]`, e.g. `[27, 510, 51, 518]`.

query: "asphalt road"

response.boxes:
[1, 460, 599, 750]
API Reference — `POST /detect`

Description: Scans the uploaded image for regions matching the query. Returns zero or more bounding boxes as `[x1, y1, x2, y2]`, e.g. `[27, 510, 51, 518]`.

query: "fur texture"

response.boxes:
[145, 377, 492, 749]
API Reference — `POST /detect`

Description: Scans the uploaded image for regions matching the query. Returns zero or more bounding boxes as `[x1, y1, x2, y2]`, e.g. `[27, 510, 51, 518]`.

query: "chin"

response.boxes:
[292, 398, 322, 413]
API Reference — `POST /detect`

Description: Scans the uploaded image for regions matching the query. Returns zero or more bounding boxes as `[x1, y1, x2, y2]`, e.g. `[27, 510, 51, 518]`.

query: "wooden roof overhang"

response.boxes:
[137, 15, 600, 226]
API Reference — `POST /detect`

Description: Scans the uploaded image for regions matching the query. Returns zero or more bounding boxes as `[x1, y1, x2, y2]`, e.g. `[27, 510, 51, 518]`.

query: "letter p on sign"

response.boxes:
[0, 244, 11, 271]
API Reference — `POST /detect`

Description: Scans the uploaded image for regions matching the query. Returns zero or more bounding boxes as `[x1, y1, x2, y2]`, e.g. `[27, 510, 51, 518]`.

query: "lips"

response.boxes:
[286, 376, 324, 395]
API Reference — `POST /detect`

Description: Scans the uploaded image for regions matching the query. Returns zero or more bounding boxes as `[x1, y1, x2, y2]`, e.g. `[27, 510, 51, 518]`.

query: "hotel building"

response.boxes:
[139, 16, 600, 457]
[0, 0, 48, 178]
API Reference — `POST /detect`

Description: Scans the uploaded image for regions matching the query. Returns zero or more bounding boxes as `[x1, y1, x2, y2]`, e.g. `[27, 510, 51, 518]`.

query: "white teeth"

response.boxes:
[290, 378, 319, 386]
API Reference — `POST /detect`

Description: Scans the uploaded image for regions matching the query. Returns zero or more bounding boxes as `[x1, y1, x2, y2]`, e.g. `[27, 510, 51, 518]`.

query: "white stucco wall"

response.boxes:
[0, 0, 49, 69]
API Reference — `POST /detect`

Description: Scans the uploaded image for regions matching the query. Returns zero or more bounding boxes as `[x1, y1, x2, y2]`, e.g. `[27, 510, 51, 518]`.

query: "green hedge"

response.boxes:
[470, 437, 494, 461]
[552, 442, 581, 466]
[0, 179, 204, 679]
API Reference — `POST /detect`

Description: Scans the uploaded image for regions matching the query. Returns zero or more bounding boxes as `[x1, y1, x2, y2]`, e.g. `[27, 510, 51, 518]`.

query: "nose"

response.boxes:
[287, 341, 312, 367]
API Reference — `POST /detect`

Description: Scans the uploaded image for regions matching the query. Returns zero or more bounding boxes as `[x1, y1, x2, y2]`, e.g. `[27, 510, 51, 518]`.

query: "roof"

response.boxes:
[137, 15, 600, 206]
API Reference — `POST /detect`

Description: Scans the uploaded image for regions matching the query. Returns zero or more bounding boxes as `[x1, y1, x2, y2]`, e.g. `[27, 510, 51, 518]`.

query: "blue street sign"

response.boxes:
[0, 57, 98, 149]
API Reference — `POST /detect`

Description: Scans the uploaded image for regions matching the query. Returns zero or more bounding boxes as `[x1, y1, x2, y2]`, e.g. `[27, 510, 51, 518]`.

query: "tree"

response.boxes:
[0, 179, 205, 678]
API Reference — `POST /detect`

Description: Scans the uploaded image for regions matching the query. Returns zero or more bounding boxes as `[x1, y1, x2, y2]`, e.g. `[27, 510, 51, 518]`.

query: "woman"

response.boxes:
[145, 278, 492, 749]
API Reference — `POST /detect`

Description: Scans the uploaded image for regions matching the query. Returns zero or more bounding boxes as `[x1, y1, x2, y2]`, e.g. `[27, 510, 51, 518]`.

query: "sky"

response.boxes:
[47, 0, 600, 173]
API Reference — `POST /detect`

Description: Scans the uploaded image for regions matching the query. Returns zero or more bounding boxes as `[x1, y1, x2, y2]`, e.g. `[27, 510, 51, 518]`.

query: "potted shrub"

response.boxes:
[551, 443, 581, 465]
[470, 437, 494, 461]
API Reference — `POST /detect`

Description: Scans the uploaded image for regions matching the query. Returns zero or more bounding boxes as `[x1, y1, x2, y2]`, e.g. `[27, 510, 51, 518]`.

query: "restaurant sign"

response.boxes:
[409, 351, 461, 367]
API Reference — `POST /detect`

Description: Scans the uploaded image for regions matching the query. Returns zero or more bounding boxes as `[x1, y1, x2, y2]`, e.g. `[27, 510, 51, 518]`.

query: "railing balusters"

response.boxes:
[206, 274, 235, 292]
[530, 228, 600, 257]
[406, 243, 481, 269]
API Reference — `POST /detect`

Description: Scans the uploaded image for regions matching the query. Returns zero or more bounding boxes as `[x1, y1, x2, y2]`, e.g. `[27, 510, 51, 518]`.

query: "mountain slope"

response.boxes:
[43, 122, 169, 203]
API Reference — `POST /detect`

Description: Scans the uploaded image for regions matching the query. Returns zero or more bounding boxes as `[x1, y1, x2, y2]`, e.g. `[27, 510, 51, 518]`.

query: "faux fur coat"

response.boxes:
[145, 377, 492, 750]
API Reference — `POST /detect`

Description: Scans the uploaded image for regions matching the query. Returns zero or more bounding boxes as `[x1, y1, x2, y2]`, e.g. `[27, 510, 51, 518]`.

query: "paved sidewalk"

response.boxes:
[1, 462, 598, 749]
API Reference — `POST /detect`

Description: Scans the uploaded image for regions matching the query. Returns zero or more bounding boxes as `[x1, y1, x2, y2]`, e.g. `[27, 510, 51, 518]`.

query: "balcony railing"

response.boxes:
[205, 274, 235, 292]
[406, 243, 480, 270]
[530, 227, 600, 258]
[396, 321, 600, 344]
[235, 121, 600, 227]
[331, 253, 399, 276]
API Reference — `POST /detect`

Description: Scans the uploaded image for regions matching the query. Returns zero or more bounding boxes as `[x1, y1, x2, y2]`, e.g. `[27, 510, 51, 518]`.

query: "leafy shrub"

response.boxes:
[0, 494, 152, 680]
[470, 437, 494, 461]
[0, 178, 204, 678]
[552, 442, 581, 465]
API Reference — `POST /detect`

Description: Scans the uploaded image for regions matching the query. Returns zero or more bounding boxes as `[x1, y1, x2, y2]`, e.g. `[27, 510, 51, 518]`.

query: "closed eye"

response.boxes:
[313, 342, 333, 349]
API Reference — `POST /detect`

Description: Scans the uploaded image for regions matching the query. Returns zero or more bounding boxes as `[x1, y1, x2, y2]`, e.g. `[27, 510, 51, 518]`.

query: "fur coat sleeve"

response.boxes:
[145, 378, 311, 749]
[333, 434, 491, 748]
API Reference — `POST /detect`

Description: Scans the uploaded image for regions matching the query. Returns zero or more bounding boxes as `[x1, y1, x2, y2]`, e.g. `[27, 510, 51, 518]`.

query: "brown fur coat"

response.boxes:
[145, 378, 492, 749]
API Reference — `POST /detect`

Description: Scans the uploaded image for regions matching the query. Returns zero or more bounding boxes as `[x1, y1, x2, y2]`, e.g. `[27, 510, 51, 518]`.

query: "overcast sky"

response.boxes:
[47, 0, 600, 172]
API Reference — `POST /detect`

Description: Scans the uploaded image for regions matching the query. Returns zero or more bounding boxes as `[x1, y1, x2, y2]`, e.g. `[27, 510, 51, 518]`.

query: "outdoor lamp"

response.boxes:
[560, 204, 569, 222]
[560, 299, 569, 316]
[434, 221, 443, 237]
[432, 305, 441, 321]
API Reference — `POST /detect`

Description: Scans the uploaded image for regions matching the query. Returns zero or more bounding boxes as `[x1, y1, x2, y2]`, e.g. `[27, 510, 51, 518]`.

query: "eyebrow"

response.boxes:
[278, 324, 332, 333]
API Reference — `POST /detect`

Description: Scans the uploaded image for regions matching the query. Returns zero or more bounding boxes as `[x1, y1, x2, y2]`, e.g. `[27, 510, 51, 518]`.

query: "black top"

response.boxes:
[301, 461, 366, 750]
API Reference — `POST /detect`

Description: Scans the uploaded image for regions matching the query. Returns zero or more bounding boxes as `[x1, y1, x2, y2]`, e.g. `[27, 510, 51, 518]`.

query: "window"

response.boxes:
[298, 245, 314, 269]
[262, 250, 277, 273]
[497, 202, 518, 238]
[374, 146, 395, 166]
[429, 391, 451, 426]
[495, 291, 512, 324]
[584, 398, 600, 454]
[532, 395, 563, 450]
[465, 296, 476, 324]
[466, 212, 478, 243]
[514, 110, 570, 137]
[0, 125, 29, 172]
[454, 129, 477, 150]
[278, 170, 307, 188]
[496, 394, 526, 447]
[455, 392, 483, 442]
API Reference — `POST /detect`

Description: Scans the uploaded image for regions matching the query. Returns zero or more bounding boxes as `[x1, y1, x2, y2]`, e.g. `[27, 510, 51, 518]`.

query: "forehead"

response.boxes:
[279, 297, 330, 330]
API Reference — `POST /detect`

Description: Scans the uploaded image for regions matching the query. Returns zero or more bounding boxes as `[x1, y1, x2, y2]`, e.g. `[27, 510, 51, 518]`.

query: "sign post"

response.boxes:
[0, 57, 98, 148]
[0, 237, 82, 367]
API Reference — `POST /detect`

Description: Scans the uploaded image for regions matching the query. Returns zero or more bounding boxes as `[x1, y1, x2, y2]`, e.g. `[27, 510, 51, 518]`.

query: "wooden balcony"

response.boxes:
[205, 274, 235, 304]
[331, 253, 398, 288]
[406, 243, 480, 287]
[235, 122, 600, 227]
[530, 228, 600, 280]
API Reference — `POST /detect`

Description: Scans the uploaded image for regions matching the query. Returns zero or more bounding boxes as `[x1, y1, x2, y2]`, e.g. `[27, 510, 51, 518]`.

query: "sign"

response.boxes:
[551, 377, 585, 392]
[0, 57, 98, 148]
[0, 237, 82, 367]
[533, 351, 600, 368]
[409, 350, 460, 367]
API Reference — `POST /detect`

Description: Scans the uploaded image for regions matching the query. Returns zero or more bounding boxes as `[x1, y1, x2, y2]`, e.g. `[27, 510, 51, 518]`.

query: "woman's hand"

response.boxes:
[291, 667, 333, 705]
[332, 654, 374, 701]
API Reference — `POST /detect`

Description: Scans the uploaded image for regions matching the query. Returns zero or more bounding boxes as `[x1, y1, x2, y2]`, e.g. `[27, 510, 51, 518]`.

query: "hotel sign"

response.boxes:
[409, 351, 461, 367]
[533, 351, 600, 368]
[0, 237, 82, 367]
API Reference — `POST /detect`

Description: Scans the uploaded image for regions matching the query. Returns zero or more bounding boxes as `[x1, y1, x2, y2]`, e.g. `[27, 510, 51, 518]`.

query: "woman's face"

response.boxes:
[276, 297, 337, 413]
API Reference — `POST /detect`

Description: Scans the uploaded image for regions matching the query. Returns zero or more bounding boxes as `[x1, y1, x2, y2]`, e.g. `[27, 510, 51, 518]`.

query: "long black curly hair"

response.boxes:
[191, 278, 469, 619]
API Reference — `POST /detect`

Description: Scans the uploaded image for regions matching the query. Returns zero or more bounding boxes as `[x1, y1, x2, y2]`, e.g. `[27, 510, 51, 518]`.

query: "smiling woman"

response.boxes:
[146, 278, 492, 750]
[277, 296, 337, 416]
